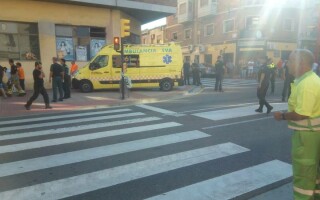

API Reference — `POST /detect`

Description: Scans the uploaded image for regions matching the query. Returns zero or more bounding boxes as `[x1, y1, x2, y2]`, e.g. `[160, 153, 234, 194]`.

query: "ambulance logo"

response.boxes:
[163, 54, 172, 64]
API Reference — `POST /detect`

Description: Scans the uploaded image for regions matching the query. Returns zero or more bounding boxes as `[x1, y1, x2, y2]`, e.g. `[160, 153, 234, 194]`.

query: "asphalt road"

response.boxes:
[0, 80, 292, 200]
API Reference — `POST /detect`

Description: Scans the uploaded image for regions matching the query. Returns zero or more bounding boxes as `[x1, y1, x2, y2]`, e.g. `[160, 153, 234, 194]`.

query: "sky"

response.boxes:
[141, 17, 166, 30]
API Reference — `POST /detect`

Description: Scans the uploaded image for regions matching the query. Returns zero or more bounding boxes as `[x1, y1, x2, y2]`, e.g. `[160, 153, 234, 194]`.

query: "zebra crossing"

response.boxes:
[200, 78, 259, 88]
[0, 106, 292, 200]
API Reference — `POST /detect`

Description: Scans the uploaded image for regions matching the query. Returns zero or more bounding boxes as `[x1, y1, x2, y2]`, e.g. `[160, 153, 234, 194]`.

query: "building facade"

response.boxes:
[299, 0, 320, 62]
[165, 0, 300, 71]
[141, 25, 166, 44]
[0, 0, 176, 89]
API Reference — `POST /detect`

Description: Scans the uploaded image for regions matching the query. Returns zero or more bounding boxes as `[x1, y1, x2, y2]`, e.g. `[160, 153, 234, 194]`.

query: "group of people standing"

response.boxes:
[183, 56, 226, 92]
[24, 57, 77, 110]
[0, 59, 26, 99]
[183, 60, 201, 86]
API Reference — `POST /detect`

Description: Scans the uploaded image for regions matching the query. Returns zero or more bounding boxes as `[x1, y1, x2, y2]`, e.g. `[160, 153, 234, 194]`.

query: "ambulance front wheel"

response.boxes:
[160, 79, 173, 91]
[80, 80, 93, 93]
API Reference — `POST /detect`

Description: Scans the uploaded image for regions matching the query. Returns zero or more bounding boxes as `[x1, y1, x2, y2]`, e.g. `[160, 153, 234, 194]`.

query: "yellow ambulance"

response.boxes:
[72, 43, 183, 92]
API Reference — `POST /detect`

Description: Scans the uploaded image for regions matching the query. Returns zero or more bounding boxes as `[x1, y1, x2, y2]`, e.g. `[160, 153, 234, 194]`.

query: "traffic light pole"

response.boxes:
[121, 38, 125, 100]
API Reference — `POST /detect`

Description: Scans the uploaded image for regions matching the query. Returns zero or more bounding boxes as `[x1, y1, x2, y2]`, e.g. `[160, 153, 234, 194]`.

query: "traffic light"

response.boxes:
[121, 19, 130, 37]
[114, 37, 120, 51]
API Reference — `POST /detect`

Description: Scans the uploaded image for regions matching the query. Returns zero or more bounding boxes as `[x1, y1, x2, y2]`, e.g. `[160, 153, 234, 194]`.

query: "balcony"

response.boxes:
[177, 0, 193, 23]
[299, 30, 318, 41]
[197, 1, 217, 18]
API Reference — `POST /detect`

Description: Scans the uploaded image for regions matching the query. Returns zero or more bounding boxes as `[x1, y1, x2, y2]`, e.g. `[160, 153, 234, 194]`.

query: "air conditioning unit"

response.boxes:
[199, 45, 205, 52]
[188, 45, 194, 52]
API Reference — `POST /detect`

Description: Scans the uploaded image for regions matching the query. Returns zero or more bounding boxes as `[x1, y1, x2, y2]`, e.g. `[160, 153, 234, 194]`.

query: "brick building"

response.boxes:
[166, 0, 301, 71]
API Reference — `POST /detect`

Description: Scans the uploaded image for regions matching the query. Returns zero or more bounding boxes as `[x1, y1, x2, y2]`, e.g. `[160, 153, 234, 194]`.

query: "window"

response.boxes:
[156, 35, 162, 44]
[112, 55, 140, 68]
[223, 19, 235, 33]
[283, 19, 294, 31]
[55, 25, 106, 61]
[0, 21, 40, 60]
[172, 32, 178, 40]
[246, 16, 260, 30]
[185, 29, 192, 39]
[200, 0, 209, 7]
[89, 55, 108, 70]
[205, 24, 214, 36]
[179, 3, 187, 15]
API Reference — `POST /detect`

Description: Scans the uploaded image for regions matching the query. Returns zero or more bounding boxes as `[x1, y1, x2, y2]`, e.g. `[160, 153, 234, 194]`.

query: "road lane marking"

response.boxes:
[136, 105, 184, 116]
[0, 108, 131, 126]
[146, 160, 292, 200]
[0, 143, 249, 200]
[0, 122, 182, 154]
[0, 112, 145, 132]
[202, 117, 273, 130]
[193, 103, 287, 121]
[0, 131, 210, 177]
[0, 117, 161, 141]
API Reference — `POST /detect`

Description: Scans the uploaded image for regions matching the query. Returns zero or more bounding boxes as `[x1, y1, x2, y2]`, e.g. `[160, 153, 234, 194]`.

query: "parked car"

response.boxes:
[199, 63, 215, 78]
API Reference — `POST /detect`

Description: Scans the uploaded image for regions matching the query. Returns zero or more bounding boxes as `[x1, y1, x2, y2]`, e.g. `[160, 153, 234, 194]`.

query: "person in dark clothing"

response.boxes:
[268, 61, 276, 95]
[60, 59, 71, 99]
[256, 58, 273, 114]
[49, 57, 64, 102]
[183, 60, 191, 85]
[214, 56, 225, 92]
[0, 65, 7, 98]
[281, 61, 295, 102]
[25, 61, 51, 110]
[192, 61, 201, 86]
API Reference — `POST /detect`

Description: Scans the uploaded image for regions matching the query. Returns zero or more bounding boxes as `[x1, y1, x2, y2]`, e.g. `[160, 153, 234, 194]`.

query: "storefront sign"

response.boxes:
[238, 40, 265, 47]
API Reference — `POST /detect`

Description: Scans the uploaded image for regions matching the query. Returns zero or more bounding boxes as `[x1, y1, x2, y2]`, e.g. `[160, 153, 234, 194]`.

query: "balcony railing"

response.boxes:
[198, 2, 217, 18]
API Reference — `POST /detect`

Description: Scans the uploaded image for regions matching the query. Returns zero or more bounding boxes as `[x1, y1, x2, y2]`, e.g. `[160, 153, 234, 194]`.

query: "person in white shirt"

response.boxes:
[247, 58, 254, 78]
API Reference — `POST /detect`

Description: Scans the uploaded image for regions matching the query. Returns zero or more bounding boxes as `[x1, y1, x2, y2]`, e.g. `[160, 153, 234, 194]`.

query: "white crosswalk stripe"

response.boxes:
[0, 107, 292, 200]
[147, 160, 292, 200]
[193, 103, 288, 121]
[200, 78, 259, 88]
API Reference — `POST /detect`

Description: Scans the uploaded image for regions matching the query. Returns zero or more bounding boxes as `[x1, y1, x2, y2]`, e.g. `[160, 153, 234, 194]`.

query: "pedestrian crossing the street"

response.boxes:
[0, 107, 292, 200]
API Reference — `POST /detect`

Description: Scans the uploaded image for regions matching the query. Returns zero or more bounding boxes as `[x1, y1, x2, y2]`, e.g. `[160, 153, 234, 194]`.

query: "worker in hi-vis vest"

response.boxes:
[274, 49, 320, 200]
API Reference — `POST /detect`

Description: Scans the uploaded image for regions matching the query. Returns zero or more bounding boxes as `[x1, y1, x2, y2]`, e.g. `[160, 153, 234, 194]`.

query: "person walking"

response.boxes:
[60, 59, 71, 99]
[281, 60, 295, 102]
[49, 57, 64, 102]
[183, 59, 191, 85]
[214, 56, 225, 92]
[25, 61, 51, 110]
[255, 57, 273, 113]
[274, 49, 320, 200]
[0, 65, 7, 99]
[16, 62, 25, 90]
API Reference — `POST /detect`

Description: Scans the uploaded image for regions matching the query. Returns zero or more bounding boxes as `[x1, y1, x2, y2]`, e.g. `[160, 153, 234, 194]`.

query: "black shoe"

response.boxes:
[58, 98, 63, 101]
[45, 105, 52, 109]
[52, 100, 57, 103]
[24, 104, 31, 110]
[267, 106, 273, 114]
[255, 109, 263, 113]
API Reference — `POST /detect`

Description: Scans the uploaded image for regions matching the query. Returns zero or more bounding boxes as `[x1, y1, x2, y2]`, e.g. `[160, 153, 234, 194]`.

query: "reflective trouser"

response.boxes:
[292, 130, 320, 200]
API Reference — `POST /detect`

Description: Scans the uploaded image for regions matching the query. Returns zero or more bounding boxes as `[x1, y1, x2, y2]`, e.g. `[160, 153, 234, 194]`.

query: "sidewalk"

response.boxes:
[0, 85, 202, 118]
